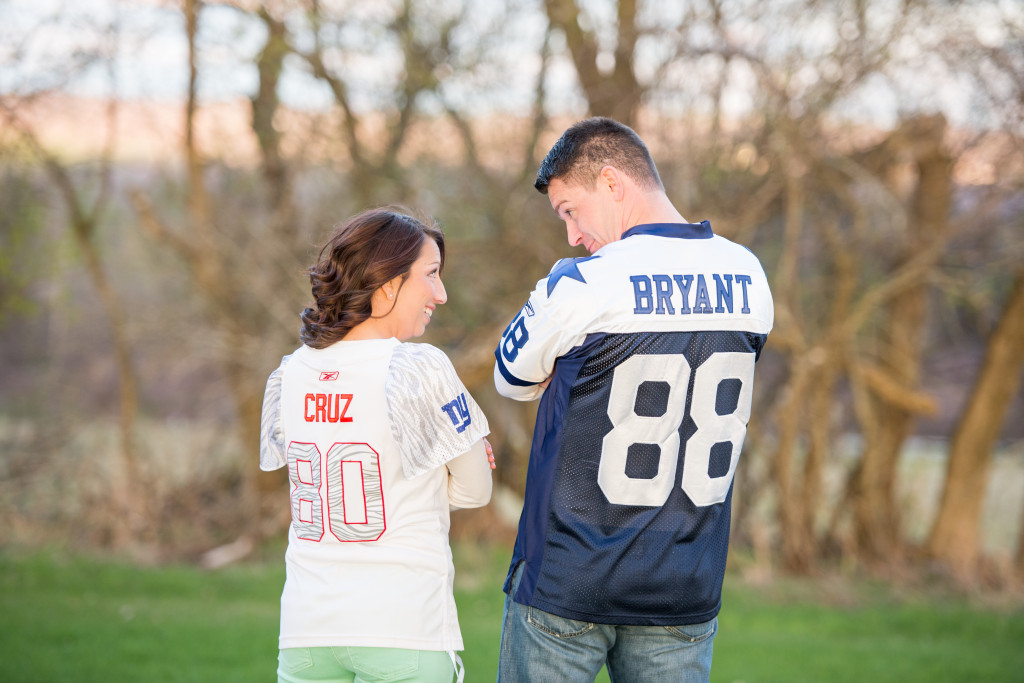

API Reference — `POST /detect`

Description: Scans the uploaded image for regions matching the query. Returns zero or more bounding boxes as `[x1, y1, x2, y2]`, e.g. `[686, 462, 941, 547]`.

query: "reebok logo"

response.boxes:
[319, 371, 339, 381]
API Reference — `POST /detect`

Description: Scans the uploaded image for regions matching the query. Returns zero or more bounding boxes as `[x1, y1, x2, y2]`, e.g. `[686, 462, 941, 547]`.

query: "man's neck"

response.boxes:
[620, 190, 687, 236]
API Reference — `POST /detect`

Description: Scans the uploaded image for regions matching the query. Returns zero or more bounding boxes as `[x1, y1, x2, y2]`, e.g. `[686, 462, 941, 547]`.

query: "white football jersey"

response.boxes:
[260, 338, 489, 651]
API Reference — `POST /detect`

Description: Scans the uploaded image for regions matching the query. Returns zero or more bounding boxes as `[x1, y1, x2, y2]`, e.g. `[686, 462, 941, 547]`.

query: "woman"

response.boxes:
[259, 207, 494, 683]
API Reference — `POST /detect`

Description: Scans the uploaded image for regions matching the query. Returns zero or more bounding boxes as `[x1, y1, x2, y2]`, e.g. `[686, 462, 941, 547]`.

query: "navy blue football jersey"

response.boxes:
[494, 222, 773, 625]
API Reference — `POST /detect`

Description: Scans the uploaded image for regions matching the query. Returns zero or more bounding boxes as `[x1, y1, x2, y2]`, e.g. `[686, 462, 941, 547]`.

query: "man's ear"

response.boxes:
[599, 165, 625, 200]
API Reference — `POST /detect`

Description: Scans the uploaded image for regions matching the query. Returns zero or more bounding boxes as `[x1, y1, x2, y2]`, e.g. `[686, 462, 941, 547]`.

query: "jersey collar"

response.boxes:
[621, 221, 713, 241]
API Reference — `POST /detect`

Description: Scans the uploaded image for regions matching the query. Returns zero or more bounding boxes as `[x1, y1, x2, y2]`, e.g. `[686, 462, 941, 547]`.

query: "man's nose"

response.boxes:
[566, 223, 583, 247]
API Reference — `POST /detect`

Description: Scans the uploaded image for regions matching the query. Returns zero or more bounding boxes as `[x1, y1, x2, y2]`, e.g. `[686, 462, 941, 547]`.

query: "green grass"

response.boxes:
[1, 546, 1022, 683]
[0, 550, 281, 682]
[711, 579, 1024, 683]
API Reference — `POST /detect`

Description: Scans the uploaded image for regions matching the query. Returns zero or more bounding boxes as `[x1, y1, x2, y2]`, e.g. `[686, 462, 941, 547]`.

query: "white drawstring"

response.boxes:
[447, 650, 464, 683]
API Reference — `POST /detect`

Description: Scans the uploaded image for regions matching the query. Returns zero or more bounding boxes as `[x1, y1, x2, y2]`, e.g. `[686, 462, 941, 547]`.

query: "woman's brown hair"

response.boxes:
[300, 207, 445, 349]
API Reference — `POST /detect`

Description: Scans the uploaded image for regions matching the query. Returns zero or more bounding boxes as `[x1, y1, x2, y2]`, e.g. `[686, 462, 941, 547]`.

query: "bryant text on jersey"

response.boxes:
[630, 273, 753, 316]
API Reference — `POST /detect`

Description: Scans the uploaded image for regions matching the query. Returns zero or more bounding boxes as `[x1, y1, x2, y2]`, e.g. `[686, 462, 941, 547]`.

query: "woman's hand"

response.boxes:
[484, 438, 496, 470]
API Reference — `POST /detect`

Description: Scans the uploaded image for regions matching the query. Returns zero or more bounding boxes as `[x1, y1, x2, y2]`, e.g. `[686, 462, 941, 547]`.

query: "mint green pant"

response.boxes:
[278, 647, 457, 683]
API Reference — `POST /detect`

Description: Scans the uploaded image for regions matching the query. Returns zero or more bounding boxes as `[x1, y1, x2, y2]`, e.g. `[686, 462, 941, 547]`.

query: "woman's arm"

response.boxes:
[446, 438, 494, 510]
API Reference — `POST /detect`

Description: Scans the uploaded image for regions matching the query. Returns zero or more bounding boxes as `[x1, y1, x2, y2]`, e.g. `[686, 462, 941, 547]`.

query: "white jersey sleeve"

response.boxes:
[259, 354, 292, 471]
[386, 343, 490, 479]
[494, 258, 592, 401]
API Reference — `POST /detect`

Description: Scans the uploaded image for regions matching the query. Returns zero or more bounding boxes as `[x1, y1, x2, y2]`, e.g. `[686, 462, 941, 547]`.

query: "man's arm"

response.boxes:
[493, 366, 551, 401]
[494, 263, 592, 401]
[493, 296, 563, 401]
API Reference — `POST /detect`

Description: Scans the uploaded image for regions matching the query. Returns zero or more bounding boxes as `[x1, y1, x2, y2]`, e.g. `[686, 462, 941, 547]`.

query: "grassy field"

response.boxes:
[1, 544, 1022, 683]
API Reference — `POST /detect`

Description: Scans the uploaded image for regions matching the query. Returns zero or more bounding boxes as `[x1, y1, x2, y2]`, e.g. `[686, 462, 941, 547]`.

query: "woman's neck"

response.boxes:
[342, 318, 393, 341]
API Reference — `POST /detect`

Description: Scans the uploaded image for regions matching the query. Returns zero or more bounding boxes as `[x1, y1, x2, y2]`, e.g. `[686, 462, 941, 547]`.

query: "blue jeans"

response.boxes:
[497, 563, 717, 683]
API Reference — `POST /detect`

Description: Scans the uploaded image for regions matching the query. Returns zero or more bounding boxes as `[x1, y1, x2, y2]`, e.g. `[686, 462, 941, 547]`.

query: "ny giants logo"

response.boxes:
[441, 393, 472, 434]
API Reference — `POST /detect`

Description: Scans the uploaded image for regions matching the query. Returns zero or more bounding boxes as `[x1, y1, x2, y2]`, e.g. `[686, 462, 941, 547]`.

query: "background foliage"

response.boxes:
[0, 0, 1022, 589]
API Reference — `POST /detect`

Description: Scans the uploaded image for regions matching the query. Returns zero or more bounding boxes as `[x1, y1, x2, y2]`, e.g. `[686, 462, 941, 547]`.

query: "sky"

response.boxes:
[1, 0, 1021, 131]
[0, 0, 560, 114]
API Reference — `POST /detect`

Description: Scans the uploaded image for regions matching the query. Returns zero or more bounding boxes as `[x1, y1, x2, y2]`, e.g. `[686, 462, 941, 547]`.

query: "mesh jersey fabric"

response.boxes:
[386, 342, 489, 478]
[493, 222, 774, 626]
[259, 337, 489, 651]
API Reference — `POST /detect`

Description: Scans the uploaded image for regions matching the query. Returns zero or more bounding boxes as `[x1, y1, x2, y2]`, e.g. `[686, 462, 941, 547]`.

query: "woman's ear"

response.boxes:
[382, 275, 401, 301]
[377, 274, 404, 311]
[369, 282, 394, 318]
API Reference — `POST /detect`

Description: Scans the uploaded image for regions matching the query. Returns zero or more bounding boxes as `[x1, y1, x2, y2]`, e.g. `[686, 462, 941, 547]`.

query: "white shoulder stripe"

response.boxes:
[386, 343, 489, 479]
[259, 354, 292, 471]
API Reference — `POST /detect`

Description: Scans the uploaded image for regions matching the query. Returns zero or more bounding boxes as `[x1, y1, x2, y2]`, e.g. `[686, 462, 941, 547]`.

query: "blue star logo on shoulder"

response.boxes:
[546, 256, 600, 296]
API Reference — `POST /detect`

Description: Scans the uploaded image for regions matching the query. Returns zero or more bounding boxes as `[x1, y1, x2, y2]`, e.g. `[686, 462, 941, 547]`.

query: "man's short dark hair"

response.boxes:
[534, 117, 663, 194]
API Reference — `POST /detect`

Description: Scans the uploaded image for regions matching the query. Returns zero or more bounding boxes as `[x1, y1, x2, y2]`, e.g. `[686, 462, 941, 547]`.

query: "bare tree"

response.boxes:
[542, 0, 641, 125]
[131, 0, 301, 547]
[597, 0, 1024, 576]
[926, 272, 1024, 579]
[845, 115, 953, 565]
[0, 11, 145, 547]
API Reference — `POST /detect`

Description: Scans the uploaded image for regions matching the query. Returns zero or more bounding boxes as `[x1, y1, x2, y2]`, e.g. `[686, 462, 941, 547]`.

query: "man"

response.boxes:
[493, 117, 774, 682]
